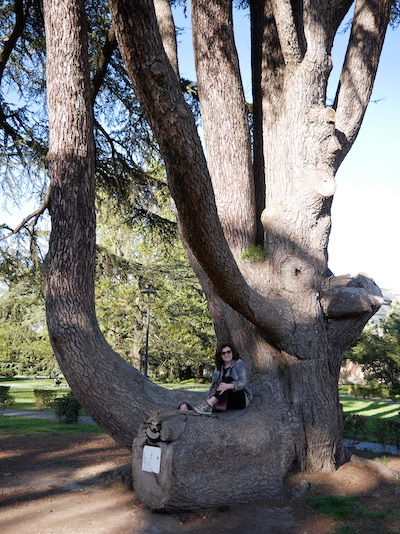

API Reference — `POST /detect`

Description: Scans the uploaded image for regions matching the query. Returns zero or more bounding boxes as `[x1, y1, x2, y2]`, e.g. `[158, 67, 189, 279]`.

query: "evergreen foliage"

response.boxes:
[346, 301, 400, 391]
[0, 384, 15, 413]
[53, 392, 81, 424]
[0, 196, 215, 380]
[0, 260, 56, 377]
[94, 199, 215, 380]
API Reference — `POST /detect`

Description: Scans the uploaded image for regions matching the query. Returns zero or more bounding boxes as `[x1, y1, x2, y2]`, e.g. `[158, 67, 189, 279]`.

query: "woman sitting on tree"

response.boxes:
[194, 342, 252, 414]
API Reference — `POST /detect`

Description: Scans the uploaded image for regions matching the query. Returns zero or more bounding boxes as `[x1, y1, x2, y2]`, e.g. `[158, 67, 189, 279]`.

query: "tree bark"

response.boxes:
[333, 0, 392, 165]
[191, 0, 256, 252]
[154, 0, 179, 77]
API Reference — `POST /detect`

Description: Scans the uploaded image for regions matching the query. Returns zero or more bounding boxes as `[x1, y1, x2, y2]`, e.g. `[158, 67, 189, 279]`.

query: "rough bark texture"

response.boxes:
[154, 0, 179, 77]
[192, 0, 256, 252]
[43, 0, 390, 511]
[132, 408, 293, 510]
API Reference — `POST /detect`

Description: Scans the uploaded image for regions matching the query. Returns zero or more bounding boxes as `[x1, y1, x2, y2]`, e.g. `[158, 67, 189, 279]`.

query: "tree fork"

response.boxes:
[42, 0, 390, 512]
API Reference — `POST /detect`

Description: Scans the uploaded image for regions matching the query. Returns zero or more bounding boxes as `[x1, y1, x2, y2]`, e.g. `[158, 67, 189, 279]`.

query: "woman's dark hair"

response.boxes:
[215, 342, 240, 370]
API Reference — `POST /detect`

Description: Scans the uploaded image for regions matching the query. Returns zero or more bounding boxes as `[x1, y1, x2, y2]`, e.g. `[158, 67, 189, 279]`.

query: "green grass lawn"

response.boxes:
[1, 377, 58, 388]
[155, 379, 209, 391]
[9, 388, 72, 410]
[340, 398, 400, 419]
[2, 377, 209, 410]
[0, 415, 104, 434]
[1, 377, 71, 410]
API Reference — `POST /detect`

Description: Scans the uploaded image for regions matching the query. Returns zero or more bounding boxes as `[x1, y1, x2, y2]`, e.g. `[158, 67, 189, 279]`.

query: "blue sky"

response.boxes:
[174, 5, 400, 290]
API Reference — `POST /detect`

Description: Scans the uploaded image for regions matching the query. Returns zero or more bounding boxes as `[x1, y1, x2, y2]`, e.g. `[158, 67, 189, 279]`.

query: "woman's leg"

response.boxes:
[208, 376, 235, 403]
[194, 377, 245, 413]
[226, 389, 246, 409]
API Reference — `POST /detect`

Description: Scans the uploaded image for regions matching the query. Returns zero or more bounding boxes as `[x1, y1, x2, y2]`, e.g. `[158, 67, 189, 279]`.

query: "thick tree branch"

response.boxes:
[331, 1, 355, 37]
[191, 0, 256, 251]
[270, 0, 303, 63]
[333, 0, 391, 167]
[154, 0, 179, 77]
[253, 0, 286, 232]
[320, 273, 383, 354]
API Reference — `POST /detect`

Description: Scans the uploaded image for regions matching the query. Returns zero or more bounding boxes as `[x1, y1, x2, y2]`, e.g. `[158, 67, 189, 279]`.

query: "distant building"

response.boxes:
[370, 288, 400, 325]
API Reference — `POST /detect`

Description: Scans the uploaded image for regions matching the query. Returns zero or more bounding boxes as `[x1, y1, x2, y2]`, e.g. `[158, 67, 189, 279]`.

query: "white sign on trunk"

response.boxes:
[142, 445, 161, 474]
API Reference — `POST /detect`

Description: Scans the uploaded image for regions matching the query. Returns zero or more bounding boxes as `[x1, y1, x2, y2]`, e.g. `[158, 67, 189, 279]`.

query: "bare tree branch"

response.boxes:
[91, 27, 117, 101]
[331, 0, 355, 35]
[0, 188, 50, 241]
[0, 0, 46, 157]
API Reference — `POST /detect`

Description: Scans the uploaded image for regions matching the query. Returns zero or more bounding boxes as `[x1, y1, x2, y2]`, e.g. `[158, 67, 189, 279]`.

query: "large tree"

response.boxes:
[42, 0, 393, 510]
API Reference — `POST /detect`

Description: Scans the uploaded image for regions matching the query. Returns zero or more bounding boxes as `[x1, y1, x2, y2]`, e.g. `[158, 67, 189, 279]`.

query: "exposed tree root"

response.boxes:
[349, 453, 400, 480]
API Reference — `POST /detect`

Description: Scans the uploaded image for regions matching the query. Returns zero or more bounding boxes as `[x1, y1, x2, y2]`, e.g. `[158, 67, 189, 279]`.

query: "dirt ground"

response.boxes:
[1, 430, 399, 534]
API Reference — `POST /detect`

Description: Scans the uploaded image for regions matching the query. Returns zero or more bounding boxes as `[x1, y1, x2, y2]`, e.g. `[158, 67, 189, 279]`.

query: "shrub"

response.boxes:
[343, 413, 366, 445]
[348, 384, 398, 400]
[53, 392, 81, 424]
[343, 411, 400, 450]
[0, 385, 15, 414]
[0, 363, 16, 378]
[384, 418, 400, 452]
[373, 419, 392, 449]
[34, 389, 57, 410]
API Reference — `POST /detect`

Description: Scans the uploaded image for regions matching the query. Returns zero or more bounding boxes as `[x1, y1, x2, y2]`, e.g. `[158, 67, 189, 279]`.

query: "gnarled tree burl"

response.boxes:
[43, 0, 389, 510]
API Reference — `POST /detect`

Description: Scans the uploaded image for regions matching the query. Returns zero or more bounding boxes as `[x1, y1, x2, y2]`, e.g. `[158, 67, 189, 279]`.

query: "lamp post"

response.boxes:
[141, 283, 156, 377]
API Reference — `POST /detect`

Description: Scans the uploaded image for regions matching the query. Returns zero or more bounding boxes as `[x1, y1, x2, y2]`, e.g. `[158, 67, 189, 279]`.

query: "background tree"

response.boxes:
[95, 200, 215, 378]
[0, 196, 215, 379]
[38, 0, 399, 511]
[347, 301, 400, 391]
[0, 0, 183, 246]
[0, 255, 56, 377]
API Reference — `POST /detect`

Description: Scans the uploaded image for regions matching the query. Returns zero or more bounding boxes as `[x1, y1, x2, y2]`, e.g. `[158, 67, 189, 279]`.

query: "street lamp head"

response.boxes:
[141, 283, 156, 297]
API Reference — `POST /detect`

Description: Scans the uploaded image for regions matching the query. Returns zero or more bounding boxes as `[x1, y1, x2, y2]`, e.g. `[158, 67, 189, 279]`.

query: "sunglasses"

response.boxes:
[221, 349, 232, 355]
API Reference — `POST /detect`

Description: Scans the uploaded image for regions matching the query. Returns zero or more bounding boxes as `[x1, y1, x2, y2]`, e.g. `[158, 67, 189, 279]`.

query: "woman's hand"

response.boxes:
[217, 382, 234, 394]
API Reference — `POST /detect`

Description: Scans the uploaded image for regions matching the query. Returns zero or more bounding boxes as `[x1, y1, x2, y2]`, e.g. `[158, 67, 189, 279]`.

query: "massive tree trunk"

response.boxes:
[43, 0, 202, 448]
[43, 0, 389, 510]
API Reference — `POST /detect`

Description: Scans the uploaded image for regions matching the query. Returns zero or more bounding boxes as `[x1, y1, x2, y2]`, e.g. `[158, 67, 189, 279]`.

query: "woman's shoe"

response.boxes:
[194, 401, 212, 414]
